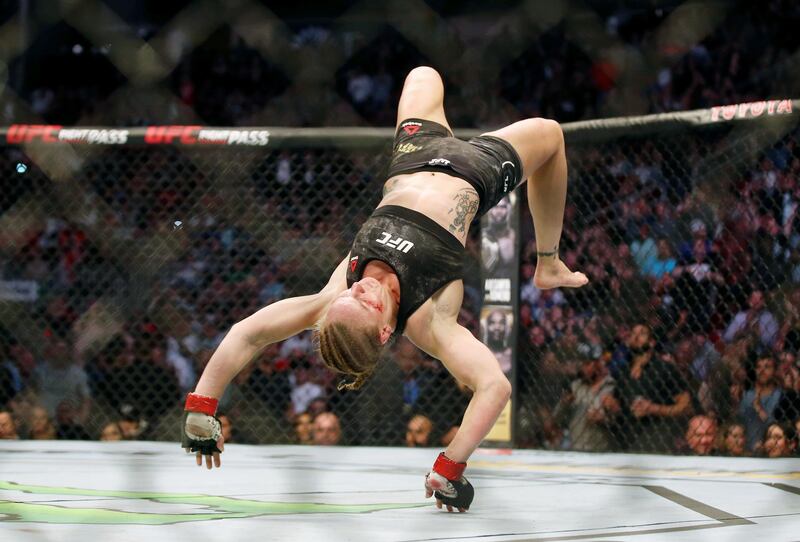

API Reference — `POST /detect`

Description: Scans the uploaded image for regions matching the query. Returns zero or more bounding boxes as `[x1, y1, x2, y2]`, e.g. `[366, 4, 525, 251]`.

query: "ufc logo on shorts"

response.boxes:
[376, 232, 414, 253]
[428, 158, 451, 167]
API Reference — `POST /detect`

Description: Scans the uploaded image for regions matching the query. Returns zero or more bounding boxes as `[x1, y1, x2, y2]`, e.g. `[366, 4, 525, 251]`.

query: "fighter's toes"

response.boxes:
[563, 271, 589, 288]
[533, 261, 588, 290]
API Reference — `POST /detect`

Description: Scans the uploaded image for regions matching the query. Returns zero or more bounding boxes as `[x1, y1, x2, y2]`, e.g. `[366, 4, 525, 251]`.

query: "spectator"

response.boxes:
[630, 223, 656, 273]
[6, 339, 36, 385]
[293, 412, 313, 445]
[677, 219, 712, 262]
[0, 410, 18, 439]
[306, 397, 329, 419]
[346, 71, 374, 105]
[103, 330, 180, 422]
[697, 348, 738, 420]
[539, 409, 569, 451]
[164, 319, 198, 393]
[714, 219, 753, 316]
[775, 358, 800, 423]
[670, 238, 724, 333]
[778, 288, 800, 351]
[312, 412, 341, 446]
[762, 422, 796, 458]
[650, 201, 681, 244]
[279, 330, 313, 359]
[641, 238, 677, 279]
[689, 333, 721, 385]
[777, 351, 796, 377]
[0, 340, 22, 406]
[55, 400, 91, 440]
[275, 151, 292, 187]
[197, 315, 225, 352]
[553, 344, 616, 452]
[405, 414, 434, 447]
[0, 361, 18, 408]
[117, 404, 149, 440]
[393, 338, 436, 417]
[87, 334, 133, 404]
[739, 356, 782, 453]
[245, 344, 291, 420]
[612, 324, 693, 452]
[289, 359, 324, 418]
[99, 422, 123, 441]
[679, 415, 718, 456]
[795, 419, 800, 450]
[723, 290, 779, 349]
[539, 348, 579, 409]
[749, 216, 788, 291]
[33, 334, 91, 422]
[719, 422, 747, 457]
[27, 405, 56, 440]
[672, 338, 698, 386]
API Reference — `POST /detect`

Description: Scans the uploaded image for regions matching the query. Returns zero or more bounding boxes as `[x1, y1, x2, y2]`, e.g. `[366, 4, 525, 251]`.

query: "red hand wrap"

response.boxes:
[184, 393, 218, 416]
[432, 452, 466, 481]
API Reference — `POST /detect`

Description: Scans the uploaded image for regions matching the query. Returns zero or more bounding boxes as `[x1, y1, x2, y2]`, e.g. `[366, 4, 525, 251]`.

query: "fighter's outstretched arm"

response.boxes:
[407, 317, 511, 512]
[183, 256, 349, 468]
[414, 321, 512, 462]
[194, 255, 348, 399]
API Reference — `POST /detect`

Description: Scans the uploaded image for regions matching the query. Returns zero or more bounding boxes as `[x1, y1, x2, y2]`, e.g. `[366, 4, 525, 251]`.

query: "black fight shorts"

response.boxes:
[387, 118, 524, 217]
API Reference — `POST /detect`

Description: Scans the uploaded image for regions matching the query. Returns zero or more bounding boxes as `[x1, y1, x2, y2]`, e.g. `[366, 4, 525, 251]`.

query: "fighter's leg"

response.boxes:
[396, 66, 452, 132]
[482, 118, 587, 289]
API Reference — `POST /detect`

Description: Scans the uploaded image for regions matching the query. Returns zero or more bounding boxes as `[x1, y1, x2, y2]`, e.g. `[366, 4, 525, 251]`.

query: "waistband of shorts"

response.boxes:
[371, 205, 464, 253]
[396, 118, 453, 137]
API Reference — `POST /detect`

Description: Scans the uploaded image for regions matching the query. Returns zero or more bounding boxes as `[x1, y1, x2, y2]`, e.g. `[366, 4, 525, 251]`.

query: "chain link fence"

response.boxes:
[517, 105, 800, 457]
[0, 1, 799, 458]
[1, 103, 798, 459]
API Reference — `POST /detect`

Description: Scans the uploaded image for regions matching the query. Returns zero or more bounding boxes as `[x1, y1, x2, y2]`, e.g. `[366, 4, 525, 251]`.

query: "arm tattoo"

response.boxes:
[447, 188, 479, 234]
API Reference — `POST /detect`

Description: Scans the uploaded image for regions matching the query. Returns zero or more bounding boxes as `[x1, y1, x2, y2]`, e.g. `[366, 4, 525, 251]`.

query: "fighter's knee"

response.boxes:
[544, 118, 563, 139]
[405, 66, 443, 86]
[524, 118, 562, 141]
[518, 118, 563, 155]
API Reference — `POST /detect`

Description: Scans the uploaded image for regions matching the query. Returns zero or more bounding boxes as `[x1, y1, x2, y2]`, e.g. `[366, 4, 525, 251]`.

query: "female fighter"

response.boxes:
[181, 66, 588, 512]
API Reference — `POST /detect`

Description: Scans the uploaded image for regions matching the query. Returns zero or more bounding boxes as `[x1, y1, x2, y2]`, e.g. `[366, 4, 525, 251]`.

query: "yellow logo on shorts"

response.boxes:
[396, 142, 420, 154]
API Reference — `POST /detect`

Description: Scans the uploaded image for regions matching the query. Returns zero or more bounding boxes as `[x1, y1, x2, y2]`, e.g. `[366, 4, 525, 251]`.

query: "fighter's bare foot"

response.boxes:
[533, 258, 589, 289]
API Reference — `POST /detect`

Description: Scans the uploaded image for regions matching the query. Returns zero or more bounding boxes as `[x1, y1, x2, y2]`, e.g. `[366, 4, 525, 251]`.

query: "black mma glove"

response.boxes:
[181, 393, 223, 467]
[424, 452, 475, 512]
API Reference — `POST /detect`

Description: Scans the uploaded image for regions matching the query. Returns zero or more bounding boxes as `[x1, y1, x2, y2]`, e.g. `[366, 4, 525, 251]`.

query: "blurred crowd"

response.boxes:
[2, 122, 799, 457]
[1, 1, 800, 457]
[0, 143, 477, 448]
[4, 1, 799, 128]
[514, 127, 800, 457]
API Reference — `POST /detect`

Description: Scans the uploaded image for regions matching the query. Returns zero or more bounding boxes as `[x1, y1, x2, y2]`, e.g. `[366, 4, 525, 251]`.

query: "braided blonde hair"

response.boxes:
[315, 318, 385, 391]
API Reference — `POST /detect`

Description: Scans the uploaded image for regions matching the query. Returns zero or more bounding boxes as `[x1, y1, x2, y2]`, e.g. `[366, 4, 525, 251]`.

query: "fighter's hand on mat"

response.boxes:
[182, 411, 224, 468]
[424, 452, 474, 513]
[181, 393, 224, 469]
